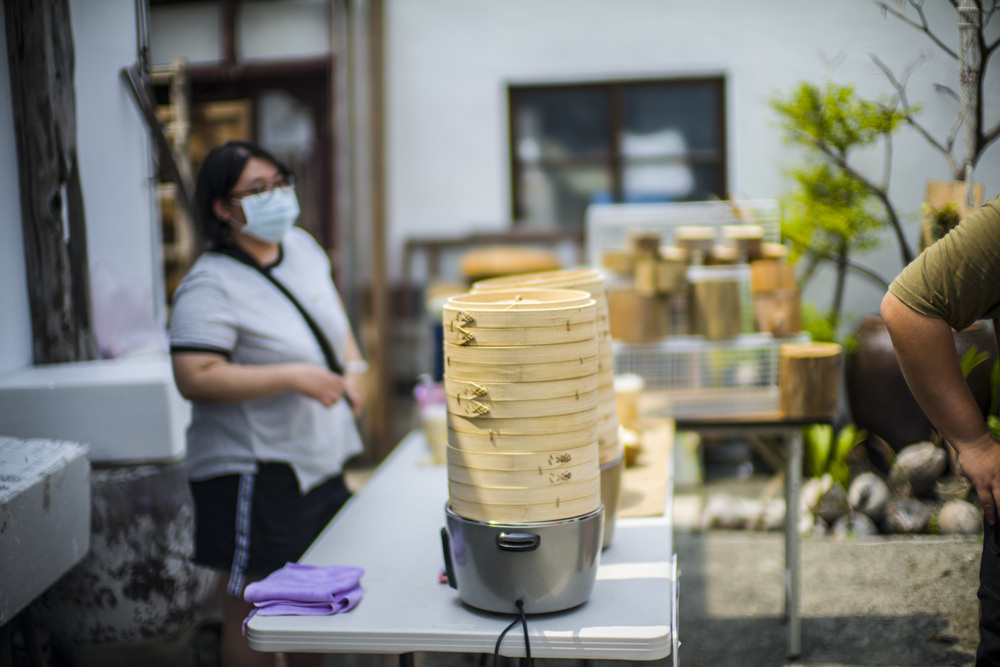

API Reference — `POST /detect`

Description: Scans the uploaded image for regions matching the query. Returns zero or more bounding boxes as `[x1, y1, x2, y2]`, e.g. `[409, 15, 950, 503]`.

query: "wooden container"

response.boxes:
[607, 288, 671, 342]
[722, 224, 766, 261]
[627, 229, 662, 259]
[779, 342, 842, 419]
[687, 264, 748, 340]
[674, 226, 716, 258]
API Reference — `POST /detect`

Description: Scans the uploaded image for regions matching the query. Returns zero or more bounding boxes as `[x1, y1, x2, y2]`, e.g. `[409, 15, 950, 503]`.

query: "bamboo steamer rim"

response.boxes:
[443, 354, 600, 382]
[444, 374, 599, 401]
[442, 319, 598, 347]
[780, 342, 842, 358]
[448, 426, 599, 452]
[447, 459, 599, 487]
[448, 471, 600, 497]
[448, 495, 601, 523]
[443, 305, 598, 331]
[445, 388, 600, 419]
[722, 224, 766, 240]
[446, 443, 599, 470]
[472, 268, 606, 293]
[675, 225, 717, 240]
[447, 411, 597, 436]
[444, 338, 597, 365]
[445, 289, 595, 311]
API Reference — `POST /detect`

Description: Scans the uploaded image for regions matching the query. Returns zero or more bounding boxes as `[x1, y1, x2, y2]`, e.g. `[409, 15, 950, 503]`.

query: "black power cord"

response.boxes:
[493, 599, 531, 666]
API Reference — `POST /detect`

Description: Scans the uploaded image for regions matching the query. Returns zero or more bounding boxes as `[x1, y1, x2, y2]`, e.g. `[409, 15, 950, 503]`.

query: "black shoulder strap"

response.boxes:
[213, 244, 345, 376]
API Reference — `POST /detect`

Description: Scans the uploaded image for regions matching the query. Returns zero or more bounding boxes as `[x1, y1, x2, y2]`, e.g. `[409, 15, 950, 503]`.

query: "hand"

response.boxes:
[290, 364, 347, 407]
[344, 370, 367, 418]
[956, 433, 1000, 525]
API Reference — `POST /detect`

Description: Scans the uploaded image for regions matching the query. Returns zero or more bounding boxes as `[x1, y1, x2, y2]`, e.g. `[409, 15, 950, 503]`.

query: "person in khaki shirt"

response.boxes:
[882, 193, 1000, 666]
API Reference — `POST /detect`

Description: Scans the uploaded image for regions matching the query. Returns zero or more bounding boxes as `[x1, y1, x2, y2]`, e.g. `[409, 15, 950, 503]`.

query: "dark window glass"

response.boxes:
[510, 77, 726, 228]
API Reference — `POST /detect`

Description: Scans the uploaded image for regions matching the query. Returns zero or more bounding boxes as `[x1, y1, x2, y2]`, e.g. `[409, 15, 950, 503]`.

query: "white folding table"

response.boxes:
[245, 430, 678, 663]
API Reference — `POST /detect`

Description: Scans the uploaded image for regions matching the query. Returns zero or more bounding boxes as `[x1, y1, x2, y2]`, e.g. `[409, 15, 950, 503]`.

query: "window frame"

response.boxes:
[507, 75, 728, 225]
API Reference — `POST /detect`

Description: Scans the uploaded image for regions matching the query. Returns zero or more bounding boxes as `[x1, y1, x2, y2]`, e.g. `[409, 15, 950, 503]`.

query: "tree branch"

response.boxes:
[785, 236, 892, 291]
[872, 53, 962, 175]
[873, 0, 959, 59]
[982, 119, 1000, 154]
[810, 139, 915, 264]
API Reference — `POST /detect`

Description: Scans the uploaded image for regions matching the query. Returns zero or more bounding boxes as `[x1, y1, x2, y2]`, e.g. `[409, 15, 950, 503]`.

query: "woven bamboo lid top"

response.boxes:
[471, 268, 606, 292]
[445, 288, 595, 312]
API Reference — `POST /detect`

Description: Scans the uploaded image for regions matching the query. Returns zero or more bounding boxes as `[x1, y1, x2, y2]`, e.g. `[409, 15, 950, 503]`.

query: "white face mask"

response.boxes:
[237, 185, 300, 242]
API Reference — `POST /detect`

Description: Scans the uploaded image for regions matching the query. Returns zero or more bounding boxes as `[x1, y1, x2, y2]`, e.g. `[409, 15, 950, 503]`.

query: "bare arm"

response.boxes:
[172, 352, 347, 408]
[342, 330, 367, 418]
[881, 291, 1000, 523]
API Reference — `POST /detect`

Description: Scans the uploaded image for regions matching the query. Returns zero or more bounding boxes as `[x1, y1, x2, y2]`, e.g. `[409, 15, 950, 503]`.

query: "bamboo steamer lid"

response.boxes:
[448, 424, 598, 453]
[443, 301, 597, 331]
[444, 355, 599, 382]
[448, 492, 601, 524]
[445, 288, 595, 313]
[445, 374, 599, 402]
[442, 318, 598, 347]
[447, 410, 597, 436]
[472, 269, 617, 389]
[472, 268, 611, 329]
[446, 388, 600, 419]
[472, 268, 607, 296]
[446, 442, 599, 471]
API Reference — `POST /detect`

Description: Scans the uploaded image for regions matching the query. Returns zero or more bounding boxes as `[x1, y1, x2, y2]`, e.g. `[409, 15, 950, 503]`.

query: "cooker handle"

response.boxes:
[496, 532, 540, 552]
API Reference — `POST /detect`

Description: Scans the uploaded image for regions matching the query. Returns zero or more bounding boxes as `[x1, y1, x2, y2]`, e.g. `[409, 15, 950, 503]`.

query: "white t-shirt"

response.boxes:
[169, 227, 364, 493]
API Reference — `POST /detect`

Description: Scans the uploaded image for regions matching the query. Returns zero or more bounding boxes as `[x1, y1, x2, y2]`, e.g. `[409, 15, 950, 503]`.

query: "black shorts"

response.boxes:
[189, 463, 351, 595]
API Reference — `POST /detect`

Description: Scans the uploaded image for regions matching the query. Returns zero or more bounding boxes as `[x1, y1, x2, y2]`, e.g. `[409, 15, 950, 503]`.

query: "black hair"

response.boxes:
[193, 140, 293, 248]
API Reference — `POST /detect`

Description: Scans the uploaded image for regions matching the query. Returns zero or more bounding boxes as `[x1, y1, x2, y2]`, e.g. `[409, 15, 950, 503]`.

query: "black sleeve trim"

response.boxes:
[170, 345, 233, 360]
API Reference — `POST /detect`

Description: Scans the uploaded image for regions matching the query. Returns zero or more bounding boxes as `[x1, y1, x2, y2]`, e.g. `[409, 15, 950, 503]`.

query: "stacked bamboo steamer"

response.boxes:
[443, 289, 603, 524]
[471, 269, 624, 547]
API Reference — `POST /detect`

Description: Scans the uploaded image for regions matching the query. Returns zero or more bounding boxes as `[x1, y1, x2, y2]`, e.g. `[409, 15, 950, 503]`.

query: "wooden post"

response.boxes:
[779, 342, 842, 419]
[4, 0, 97, 363]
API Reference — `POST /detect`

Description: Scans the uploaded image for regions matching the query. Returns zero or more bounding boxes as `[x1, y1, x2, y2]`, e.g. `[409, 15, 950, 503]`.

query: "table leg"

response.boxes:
[399, 652, 415, 667]
[784, 430, 802, 659]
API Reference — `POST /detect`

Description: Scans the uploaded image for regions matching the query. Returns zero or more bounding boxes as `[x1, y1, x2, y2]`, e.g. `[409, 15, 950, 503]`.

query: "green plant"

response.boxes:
[771, 81, 908, 336]
[804, 423, 867, 489]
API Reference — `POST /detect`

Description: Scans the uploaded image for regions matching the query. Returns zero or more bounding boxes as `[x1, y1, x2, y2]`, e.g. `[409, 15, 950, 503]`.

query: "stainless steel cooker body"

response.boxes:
[441, 503, 604, 614]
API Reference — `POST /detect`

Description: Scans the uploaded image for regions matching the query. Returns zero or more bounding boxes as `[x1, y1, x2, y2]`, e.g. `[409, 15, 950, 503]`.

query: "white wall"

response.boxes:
[0, 1, 33, 375]
[70, 0, 165, 359]
[385, 0, 1000, 324]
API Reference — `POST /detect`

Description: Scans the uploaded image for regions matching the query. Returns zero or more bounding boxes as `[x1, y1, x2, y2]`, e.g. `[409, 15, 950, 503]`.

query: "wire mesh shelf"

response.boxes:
[585, 199, 782, 268]
[612, 332, 810, 418]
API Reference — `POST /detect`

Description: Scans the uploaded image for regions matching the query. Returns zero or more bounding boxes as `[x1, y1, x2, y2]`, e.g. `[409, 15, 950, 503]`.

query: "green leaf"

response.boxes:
[804, 423, 833, 478]
[990, 359, 999, 417]
[989, 415, 1000, 441]
[833, 425, 865, 465]
[960, 345, 990, 379]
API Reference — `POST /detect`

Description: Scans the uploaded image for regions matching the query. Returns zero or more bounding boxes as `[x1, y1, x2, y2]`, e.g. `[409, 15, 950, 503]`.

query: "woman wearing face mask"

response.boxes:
[169, 141, 366, 667]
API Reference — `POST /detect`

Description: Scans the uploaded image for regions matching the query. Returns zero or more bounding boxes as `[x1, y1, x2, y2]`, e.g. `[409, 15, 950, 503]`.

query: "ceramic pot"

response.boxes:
[845, 314, 996, 456]
[32, 461, 215, 667]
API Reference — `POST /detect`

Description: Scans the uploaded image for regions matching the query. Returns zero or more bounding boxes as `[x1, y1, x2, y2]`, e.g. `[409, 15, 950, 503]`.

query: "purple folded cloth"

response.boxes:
[242, 563, 364, 634]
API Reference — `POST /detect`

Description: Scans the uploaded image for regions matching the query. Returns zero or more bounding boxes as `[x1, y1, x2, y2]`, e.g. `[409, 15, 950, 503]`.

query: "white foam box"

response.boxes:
[0, 358, 189, 463]
[0, 437, 90, 625]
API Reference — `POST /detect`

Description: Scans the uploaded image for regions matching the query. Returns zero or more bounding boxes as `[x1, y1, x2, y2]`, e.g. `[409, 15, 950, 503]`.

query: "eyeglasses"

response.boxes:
[230, 175, 295, 203]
